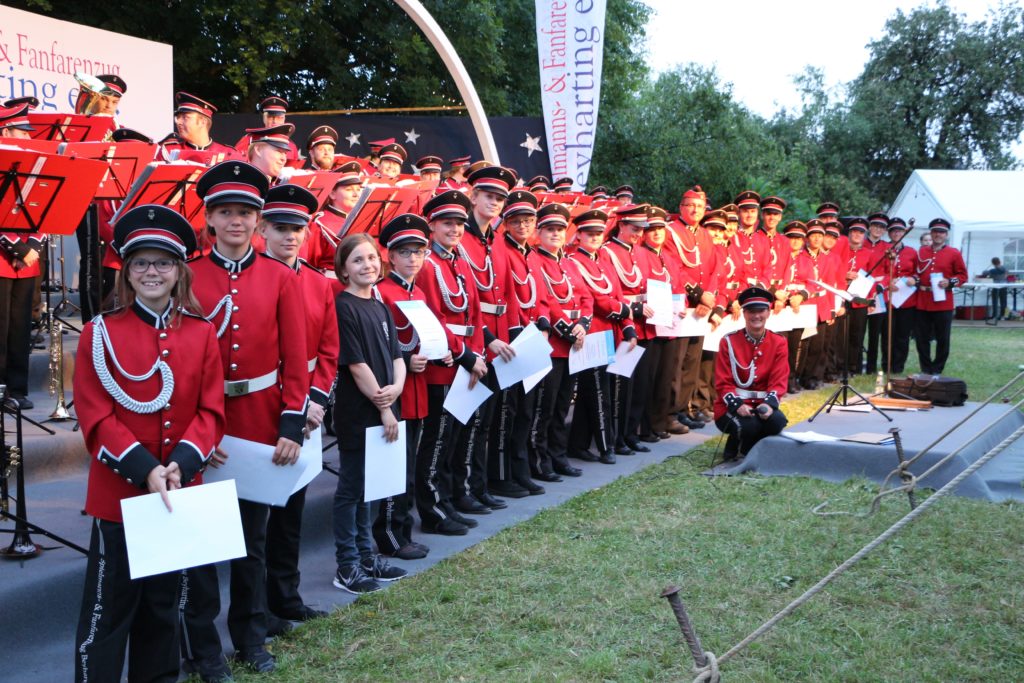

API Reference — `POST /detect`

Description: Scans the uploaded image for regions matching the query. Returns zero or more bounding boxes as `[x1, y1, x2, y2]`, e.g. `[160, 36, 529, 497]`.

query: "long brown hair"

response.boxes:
[109, 256, 203, 328]
[334, 233, 380, 283]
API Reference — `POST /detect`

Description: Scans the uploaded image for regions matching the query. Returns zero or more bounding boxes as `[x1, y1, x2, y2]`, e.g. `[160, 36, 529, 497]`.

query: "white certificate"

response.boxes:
[931, 272, 946, 302]
[869, 293, 887, 315]
[204, 432, 323, 506]
[442, 365, 493, 424]
[847, 270, 877, 299]
[568, 330, 616, 375]
[812, 279, 853, 302]
[493, 323, 553, 389]
[766, 307, 796, 332]
[703, 314, 744, 352]
[607, 341, 645, 378]
[891, 277, 915, 309]
[364, 421, 407, 502]
[122, 479, 246, 580]
[292, 427, 323, 494]
[646, 279, 674, 327]
[523, 365, 551, 392]
[395, 299, 448, 360]
[795, 305, 819, 329]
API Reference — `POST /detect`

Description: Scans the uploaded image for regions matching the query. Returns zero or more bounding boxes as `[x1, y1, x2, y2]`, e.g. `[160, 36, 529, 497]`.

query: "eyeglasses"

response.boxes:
[393, 247, 427, 259]
[128, 257, 177, 273]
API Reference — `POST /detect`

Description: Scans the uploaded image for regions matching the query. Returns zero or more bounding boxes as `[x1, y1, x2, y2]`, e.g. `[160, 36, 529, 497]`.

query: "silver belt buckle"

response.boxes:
[226, 380, 249, 397]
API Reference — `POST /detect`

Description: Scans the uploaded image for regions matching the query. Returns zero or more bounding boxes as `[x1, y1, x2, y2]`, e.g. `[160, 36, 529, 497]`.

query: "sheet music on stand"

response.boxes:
[338, 185, 420, 241]
[0, 147, 108, 233]
[62, 141, 160, 201]
[279, 170, 344, 209]
[113, 162, 209, 234]
[27, 113, 115, 142]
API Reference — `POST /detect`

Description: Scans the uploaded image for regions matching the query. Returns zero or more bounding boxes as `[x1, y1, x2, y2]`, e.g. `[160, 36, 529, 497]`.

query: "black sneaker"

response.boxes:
[182, 655, 234, 682]
[361, 554, 408, 582]
[233, 647, 275, 673]
[333, 564, 382, 594]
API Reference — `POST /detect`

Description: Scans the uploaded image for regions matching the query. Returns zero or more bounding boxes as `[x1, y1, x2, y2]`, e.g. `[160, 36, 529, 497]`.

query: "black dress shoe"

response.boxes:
[599, 451, 616, 465]
[182, 655, 234, 682]
[787, 378, 802, 394]
[477, 491, 508, 509]
[421, 518, 469, 535]
[638, 433, 660, 443]
[515, 478, 545, 495]
[444, 505, 479, 528]
[11, 395, 33, 410]
[454, 495, 491, 515]
[266, 613, 295, 637]
[275, 604, 328, 622]
[667, 420, 689, 435]
[677, 414, 705, 429]
[234, 647, 275, 673]
[614, 444, 635, 455]
[654, 431, 670, 440]
[534, 470, 563, 482]
[392, 543, 429, 560]
[489, 481, 530, 499]
[569, 449, 600, 462]
[553, 463, 583, 477]
[623, 436, 650, 453]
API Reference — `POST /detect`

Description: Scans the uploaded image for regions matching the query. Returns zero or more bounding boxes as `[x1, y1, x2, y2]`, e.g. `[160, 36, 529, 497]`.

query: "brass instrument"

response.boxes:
[73, 72, 114, 116]
[48, 320, 72, 421]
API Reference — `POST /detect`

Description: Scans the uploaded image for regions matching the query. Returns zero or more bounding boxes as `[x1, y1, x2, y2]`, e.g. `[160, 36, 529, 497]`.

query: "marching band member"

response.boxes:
[821, 221, 848, 381]
[305, 125, 339, 171]
[245, 124, 295, 184]
[415, 155, 444, 185]
[862, 213, 891, 374]
[567, 209, 638, 467]
[440, 156, 472, 191]
[527, 175, 552, 193]
[306, 160, 364, 274]
[414, 191, 488, 534]
[257, 184, 335, 626]
[915, 218, 967, 375]
[614, 185, 635, 203]
[235, 96, 301, 162]
[160, 92, 239, 163]
[376, 143, 407, 181]
[714, 287, 789, 462]
[885, 219, 920, 374]
[528, 203, 595, 477]
[732, 191, 766, 288]
[181, 161, 308, 678]
[73, 205, 224, 683]
[842, 219, 872, 375]
[795, 220, 831, 390]
[780, 221, 812, 394]
[552, 177, 574, 194]
[754, 195, 789, 293]
[372, 215, 440, 560]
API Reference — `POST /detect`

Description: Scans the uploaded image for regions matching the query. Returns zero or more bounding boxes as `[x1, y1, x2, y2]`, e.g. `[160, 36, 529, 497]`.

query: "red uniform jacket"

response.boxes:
[782, 249, 814, 303]
[376, 273, 430, 419]
[418, 243, 485, 385]
[600, 237, 648, 341]
[190, 247, 309, 445]
[74, 302, 225, 522]
[916, 243, 967, 312]
[845, 245, 875, 309]
[753, 227, 789, 290]
[665, 218, 719, 300]
[802, 249, 832, 322]
[529, 248, 594, 358]
[492, 232, 551, 332]
[636, 244, 681, 338]
[567, 246, 637, 342]
[733, 229, 764, 287]
[159, 135, 242, 165]
[0, 231, 42, 279]
[292, 258, 339, 407]
[307, 206, 348, 274]
[889, 243, 920, 309]
[714, 328, 789, 421]
[713, 240, 747, 310]
[234, 134, 300, 162]
[459, 217, 520, 356]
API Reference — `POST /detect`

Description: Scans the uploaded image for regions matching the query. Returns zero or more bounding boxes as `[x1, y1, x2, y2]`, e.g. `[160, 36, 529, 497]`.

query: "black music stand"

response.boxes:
[27, 113, 115, 143]
[1, 387, 88, 558]
[113, 162, 208, 235]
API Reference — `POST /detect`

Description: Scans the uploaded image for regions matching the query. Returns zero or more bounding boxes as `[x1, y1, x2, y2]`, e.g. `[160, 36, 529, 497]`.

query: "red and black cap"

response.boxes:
[379, 142, 407, 165]
[245, 124, 295, 151]
[701, 209, 728, 230]
[738, 286, 773, 310]
[0, 103, 35, 131]
[867, 212, 889, 227]
[368, 138, 396, 153]
[588, 185, 610, 199]
[175, 92, 217, 118]
[574, 209, 610, 232]
[783, 220, 807, 238]
[720, 203, 739, 221]
[380, 214, 430, 249]
[262, 184, 318, 226]
[887, 217, 908, 232]
[97, 74, 127, 96]
[113, 204, 197, 260]
[552, 177, 574, 192]
[258, 96, 288, 115]
[537, 203, 571, 229]
[760, 196, 787, 213]
[928, 217, 951, 232]
[805, 218, 826, 236]
[111, 128, 153, 144]
[502, 190, 539, 219]
[824, 222, 842, 238]
[734, 190, 762, 209]
[306, 125, 338, 151]
[415, 155, 443, 174]
[468, 165, 516, 198]
[847, 217, 868, 233]
[448, 155, 471, 169]
[645, 206, 669, 230]
[332, 160, 363, 187]
[422, 190, 471, 223]
[3, 96, 39, 110]
[816, 201, 840, 218]
[616, 204, 650, 229]
[681, 185, 707, 203]
[196, 160, 269, 209]
[527, 175, 551, 192]
[614, 184, 635, 199]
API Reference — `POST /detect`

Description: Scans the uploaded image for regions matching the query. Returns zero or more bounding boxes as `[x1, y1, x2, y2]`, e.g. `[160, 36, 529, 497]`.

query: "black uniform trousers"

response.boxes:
[569, 366, 614, 455]
[786, 328, 803, 384]
[374, 417, 421, 553]
[266, 485, 308, 617]
[530, 357, 575, 475]
[844, 306, 868, 375]
[644, 337, 675, 434]
[415, 384, 460, 527]
[798, 322, 827, 384]
[714, 408, 788, 457]
[76, 518, 181, 683]
[865, 310, 888, 374]
[453, 368, 497, 500]
[694, 348, 717, 415]
[890, 306, 916, 374]
[181, 499, 269, 661]
[611, 370, 634, 448]
[489, 384, 534, 485]
[672, 335, 703, 418]
[915, 309, 954, 375]
[0, 276, 35, 397]
[631, 339, 661, 437]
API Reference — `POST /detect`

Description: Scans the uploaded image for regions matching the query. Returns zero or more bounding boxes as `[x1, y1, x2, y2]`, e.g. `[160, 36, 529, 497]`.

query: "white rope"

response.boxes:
[204, 294, 233, 339]
[92, 316, 174, 414]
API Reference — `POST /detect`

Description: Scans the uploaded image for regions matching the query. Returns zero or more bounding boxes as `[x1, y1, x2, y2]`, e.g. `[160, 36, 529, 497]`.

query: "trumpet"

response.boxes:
[48, 319, 72, 421]
[73, 72, 116, 117]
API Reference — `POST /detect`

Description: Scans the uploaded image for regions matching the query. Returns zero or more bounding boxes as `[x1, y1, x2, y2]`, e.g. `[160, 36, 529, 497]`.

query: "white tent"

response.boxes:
[889, 170, 1024, 281]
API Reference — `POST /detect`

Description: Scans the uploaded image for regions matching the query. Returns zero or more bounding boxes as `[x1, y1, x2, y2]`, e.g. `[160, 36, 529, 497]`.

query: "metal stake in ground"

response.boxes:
[661, 586, 709, 669]
[888, 427, 918, 510]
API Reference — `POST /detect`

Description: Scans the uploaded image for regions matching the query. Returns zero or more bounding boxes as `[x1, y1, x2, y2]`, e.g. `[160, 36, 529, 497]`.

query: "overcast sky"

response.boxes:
[643, 0, 1023, 157]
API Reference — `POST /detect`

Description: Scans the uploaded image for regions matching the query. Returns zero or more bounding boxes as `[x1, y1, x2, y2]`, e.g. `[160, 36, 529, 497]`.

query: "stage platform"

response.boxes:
[716, 402, 1024, 501]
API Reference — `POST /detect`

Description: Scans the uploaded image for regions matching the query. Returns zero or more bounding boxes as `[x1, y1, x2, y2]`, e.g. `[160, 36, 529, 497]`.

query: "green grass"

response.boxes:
[236, 328, 1024, 682]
